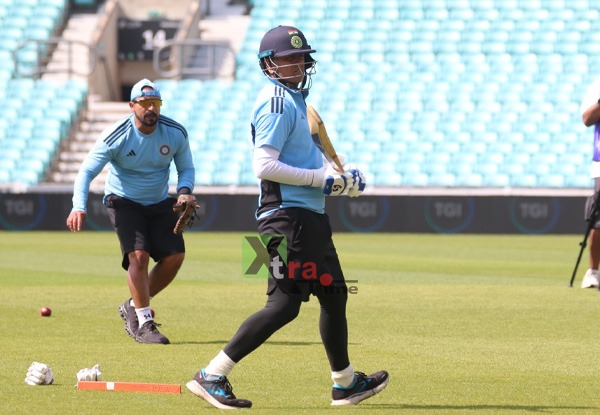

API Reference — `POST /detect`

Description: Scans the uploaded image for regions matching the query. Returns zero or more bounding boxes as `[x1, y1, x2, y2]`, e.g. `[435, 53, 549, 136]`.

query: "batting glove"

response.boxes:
[25, 362, 54, 386]
[323, 171, 353, 196]
[347, 167, 366, 197]
[311, 163, 353, 196]
[77, 364, 103, 382]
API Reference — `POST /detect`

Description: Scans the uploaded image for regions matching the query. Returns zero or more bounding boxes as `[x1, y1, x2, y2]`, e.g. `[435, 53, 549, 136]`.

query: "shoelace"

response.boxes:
[354, 372, 370, 386]
[212, 376, 235, 398]
[143, 321, 162, 333]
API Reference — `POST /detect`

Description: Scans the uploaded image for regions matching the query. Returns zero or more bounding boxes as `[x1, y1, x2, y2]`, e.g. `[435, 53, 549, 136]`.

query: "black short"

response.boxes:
[585, 178, 600, 228]
[257, 208, 346, 302]
[106, 195, 185, 270]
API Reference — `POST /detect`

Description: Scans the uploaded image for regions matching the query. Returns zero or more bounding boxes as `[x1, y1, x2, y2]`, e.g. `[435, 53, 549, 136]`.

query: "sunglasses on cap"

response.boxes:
[132, 99, 162, 109]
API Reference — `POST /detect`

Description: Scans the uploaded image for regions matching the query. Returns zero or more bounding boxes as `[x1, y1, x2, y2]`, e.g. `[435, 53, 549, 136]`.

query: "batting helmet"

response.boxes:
[258, 26, 317, 90]
[258, 25, 316, 60]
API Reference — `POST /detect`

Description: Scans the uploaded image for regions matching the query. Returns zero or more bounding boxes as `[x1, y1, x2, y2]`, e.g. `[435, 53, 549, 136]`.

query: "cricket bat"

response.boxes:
[306, 105, 345, 172]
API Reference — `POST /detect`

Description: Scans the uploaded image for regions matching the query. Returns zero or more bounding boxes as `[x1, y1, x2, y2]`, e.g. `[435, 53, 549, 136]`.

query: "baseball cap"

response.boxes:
[130, 78, 161, 101]
[258, 25, 316, 60]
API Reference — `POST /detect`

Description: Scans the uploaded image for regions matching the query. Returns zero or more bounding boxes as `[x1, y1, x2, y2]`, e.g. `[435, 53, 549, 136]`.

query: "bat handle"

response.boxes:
[332, 156, 344, 173]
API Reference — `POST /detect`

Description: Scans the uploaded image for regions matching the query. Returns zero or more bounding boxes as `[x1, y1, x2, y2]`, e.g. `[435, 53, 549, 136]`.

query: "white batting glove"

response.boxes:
[25, 362, 54, 386]
[77, 364, 102, 381]
[311, 163, 353, 196]
[346, 167, 366, 197]
[323, 171, 353, 196]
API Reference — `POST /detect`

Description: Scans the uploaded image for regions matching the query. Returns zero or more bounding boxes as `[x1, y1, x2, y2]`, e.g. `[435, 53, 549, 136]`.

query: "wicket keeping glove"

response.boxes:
[346, 167, 366, 197]
[25, 362, 54, 386]
[172, 194, 200, 235]
[77, 364, 103, 382]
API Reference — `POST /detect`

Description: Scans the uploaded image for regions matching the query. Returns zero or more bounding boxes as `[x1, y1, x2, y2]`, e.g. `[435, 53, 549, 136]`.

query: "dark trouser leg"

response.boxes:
[223, 287, 301, 362]
[317, 284, 349, 372]
[317, 242, 350, 372]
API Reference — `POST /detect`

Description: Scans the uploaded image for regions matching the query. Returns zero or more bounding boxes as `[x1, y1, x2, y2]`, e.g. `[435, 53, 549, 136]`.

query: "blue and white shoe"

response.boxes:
[331, 370, 389, 406]
[186, 369, 252, 409]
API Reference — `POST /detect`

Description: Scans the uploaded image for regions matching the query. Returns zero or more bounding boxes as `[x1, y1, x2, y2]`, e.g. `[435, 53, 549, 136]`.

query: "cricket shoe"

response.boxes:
[186, 369, 252, 409]
[331, 370, 389, 406]
[135, 321, 170, 344]
[118, 298, 138, 339]
[581, 269, 600, 288]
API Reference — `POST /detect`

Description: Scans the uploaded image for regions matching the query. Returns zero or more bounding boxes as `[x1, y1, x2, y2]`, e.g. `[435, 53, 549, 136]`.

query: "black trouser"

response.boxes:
[223, 286, 349, 371]
[223, 208, 350, 371]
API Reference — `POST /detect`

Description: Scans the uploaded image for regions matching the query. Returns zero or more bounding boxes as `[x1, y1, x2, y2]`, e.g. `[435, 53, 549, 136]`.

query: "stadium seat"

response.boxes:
[15, 0, 577, 190]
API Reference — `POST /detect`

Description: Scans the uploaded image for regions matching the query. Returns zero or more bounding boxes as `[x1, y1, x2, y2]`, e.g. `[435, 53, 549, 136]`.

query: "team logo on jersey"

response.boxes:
[159, 144, 171, 156]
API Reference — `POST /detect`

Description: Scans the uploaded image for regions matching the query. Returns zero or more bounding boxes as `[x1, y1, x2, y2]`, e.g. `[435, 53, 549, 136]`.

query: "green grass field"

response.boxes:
[2, 231, 600, 414]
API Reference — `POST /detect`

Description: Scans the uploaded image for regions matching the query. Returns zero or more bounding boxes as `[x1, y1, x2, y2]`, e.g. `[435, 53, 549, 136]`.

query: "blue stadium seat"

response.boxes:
[88, 0, 592, 189]
[402, 172, 429, 186]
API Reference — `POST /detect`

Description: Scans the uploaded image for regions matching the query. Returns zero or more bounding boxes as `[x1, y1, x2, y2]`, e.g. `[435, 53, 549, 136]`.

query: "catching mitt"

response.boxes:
[173, 194, 200, 235]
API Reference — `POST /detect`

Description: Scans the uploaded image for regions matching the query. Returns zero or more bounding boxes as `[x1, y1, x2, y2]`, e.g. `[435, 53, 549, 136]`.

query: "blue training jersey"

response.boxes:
[251, 77, 324, 218]
[71, 114, 195, 212]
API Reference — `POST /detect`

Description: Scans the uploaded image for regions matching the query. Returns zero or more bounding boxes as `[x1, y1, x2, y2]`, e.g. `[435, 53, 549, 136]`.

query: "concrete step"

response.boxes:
[72, 134, 99, 143]
[76, 121, 107, 133]
[67, 142, 93, 152]
[57, 161, 83, 172]
[51, 170, 108, 184]
[51, 171, 78, 183]
[59, 151, 88, 161]
[51, 101, 130, 184]
[88, 101, 130, 112]
[85, 113, 124, 123]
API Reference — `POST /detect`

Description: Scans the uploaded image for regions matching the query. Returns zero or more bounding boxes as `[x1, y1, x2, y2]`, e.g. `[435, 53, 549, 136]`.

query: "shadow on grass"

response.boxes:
[264, 340, 359, 346]
[360, 403, 599, 412]
[265, 340, 325, 346]
[172, 340, 351, 346]
[171, 340, 230, 345]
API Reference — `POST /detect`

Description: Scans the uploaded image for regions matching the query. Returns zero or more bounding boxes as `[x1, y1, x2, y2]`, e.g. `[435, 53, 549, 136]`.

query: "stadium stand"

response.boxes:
[0, 0, 594, 190]
[0, 0, 88, 187]
[180, 0, 592, 188]
[0, 78, 87, 186]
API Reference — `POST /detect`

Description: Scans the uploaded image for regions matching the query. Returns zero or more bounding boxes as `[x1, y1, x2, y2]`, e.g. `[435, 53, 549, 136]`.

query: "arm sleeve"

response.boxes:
[71, 141, 112, 213]
[253, 145, 323, 187]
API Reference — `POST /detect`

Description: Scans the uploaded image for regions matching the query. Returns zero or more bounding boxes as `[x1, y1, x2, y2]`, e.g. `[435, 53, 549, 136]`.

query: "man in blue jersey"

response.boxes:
[66, 79, 195, 344]
[186, 25, 388, 409]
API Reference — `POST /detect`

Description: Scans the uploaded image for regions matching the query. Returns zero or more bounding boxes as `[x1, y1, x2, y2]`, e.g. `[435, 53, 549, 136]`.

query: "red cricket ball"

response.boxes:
[40, 307, 52, 317]
[150, 308, 155, 318]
